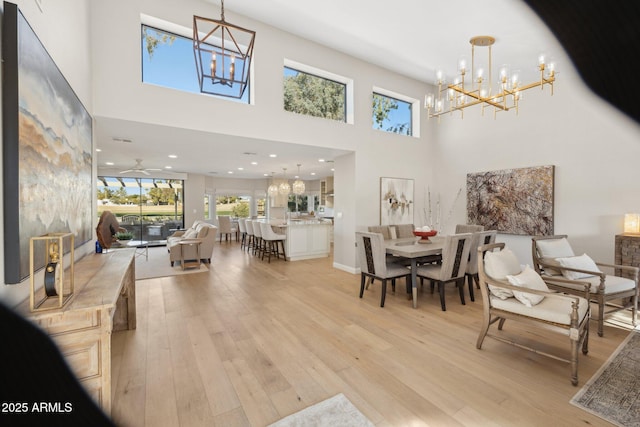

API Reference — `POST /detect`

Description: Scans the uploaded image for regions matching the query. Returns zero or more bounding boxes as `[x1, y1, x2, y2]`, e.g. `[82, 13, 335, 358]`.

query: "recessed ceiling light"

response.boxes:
[251, 161, 258, 165]
[263, 173, 269, 176]
[311, 172, 316, 176]
[96, 148, 102, 152]
[165, 166, 172, 169]
[269, 154, 277, 158]
[238, 167, 244, 171]
[168, 154, 177, 158]
[228, 171, 233, 174]
[105, 162, 114, 166]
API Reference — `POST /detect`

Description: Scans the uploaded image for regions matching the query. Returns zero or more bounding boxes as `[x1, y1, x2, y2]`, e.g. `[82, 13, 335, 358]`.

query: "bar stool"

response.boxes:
[244, 219, 255, 252]
[237, 218, 247, 249]
[251, 220, 264, 257]
[259, 222, 287, 262]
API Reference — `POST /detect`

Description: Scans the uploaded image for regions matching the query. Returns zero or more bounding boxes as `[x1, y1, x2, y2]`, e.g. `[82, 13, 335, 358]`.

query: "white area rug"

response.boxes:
[135, 246, 209, 280]
[268, 394, 374, 427]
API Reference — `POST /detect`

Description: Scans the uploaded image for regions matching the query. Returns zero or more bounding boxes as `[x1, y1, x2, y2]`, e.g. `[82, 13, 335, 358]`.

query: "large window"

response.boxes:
[97, 177, 184, 244]
[141, 24, 249, 103]
[372, 92, 413, 136]
[283, 60, 353, 123]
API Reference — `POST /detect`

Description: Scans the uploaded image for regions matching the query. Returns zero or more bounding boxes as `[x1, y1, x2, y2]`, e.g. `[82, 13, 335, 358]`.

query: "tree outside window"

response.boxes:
[283, 67, 346, 122]
[372, 93, 412, 136]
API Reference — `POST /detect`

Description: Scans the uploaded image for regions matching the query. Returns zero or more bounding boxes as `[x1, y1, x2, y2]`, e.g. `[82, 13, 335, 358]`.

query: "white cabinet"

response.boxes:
[320, 177, 334, 207]
[285, 222, 331, 261]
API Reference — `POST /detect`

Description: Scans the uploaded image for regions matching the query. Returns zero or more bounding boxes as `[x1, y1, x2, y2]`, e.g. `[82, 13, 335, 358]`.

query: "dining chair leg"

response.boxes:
[438, 281, 446, 311]
[458, 278, 466, 305]
[380, 279, 387, 307]
[359, 274, 366, 298]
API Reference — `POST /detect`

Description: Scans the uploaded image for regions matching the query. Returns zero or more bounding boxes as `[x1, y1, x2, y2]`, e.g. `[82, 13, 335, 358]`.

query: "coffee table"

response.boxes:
[126, 240, 148, 261]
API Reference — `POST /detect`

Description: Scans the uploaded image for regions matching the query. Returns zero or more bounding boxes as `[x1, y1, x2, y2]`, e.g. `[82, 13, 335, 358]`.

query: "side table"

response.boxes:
[615, 234, 640, 279]
[179, 240, 201, 270]
[127, 239, 148, 261]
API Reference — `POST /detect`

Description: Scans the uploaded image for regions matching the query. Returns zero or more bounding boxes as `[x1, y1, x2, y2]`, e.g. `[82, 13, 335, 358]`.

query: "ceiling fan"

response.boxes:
[119, 159, 162, 176]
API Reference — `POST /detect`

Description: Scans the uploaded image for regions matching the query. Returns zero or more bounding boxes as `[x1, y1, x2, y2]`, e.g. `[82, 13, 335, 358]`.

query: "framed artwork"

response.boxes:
[466, 165, 554, 235]
[380, 177, 414, 225]
[2, 2, 93, 283]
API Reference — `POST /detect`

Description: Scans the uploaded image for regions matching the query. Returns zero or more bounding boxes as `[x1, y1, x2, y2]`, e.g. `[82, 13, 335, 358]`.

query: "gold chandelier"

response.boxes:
[193, 0, 255, 99]
[292, 164, 305, 195]
[424, 36, 556, 120]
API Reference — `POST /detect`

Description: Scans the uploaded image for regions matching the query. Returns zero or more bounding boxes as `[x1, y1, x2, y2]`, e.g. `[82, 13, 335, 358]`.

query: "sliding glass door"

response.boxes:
[97, 176, 184, 245]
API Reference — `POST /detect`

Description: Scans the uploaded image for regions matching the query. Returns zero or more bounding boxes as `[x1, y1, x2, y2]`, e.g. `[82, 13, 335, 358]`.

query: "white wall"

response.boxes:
[0, 0, 93, 306]
[2, 0, 637, 306]
[90, 0, 434, 270]
[90, 0, 640, 272]
[432, 68, 640, 265]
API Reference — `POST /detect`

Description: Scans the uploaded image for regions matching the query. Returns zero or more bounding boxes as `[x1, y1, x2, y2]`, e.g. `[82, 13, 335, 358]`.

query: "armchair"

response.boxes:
[167, 220, 217, 266]
[532, 235, 639, 336]
[477, 242, 590, 386]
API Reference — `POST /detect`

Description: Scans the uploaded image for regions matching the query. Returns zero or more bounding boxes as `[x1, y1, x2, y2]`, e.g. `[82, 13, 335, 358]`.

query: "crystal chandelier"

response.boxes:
[424, 36, 556, 120]
[292, 164, 305, 195]
[193, 0, 255, 99]
[278, 168, 291, 195]
[267, 172, 279, 197]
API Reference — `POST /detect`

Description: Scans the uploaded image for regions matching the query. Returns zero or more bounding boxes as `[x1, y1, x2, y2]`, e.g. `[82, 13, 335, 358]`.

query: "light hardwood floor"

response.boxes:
[111, 241, 631, 427]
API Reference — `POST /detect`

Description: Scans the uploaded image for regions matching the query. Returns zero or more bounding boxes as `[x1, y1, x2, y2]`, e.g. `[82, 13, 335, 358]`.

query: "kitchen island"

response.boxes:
[276, 219, 332, 261]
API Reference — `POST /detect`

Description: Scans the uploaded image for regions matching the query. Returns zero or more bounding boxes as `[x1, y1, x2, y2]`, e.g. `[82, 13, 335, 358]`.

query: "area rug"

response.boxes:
[571, 331, 640, 426]
[267, 393, 374, 427]
[135, 246, 209, 280]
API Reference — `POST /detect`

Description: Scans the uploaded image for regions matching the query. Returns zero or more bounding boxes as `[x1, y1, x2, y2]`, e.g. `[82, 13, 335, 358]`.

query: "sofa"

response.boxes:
[167, 220, 217, 266]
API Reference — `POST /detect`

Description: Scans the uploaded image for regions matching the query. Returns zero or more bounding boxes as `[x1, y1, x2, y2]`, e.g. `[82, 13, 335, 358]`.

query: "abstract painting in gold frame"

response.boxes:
[380, 177, 414, 226]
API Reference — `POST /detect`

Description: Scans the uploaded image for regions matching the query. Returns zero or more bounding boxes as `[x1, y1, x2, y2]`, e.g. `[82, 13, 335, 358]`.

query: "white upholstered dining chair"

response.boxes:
[416, 233, 473, 311]
[217, 215, 238, 243]
[356, 231, 411, 307]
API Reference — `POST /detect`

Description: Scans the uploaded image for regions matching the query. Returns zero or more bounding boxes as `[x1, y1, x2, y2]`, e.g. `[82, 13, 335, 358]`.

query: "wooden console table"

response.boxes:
[17, 249, 136, 415]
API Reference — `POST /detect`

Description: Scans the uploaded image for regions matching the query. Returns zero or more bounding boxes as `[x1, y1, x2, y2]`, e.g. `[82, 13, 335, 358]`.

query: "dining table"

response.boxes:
[385, 236, 445, 308]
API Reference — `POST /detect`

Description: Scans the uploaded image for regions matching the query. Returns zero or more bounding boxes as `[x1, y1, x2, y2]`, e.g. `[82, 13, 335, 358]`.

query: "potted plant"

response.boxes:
[115, 231, 134, 241]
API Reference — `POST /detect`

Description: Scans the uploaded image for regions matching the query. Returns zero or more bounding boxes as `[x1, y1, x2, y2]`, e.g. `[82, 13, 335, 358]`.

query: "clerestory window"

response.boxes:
[283, 60, 353, 123]
[141, 24, 250, 103]
[372, 91, 415, 136]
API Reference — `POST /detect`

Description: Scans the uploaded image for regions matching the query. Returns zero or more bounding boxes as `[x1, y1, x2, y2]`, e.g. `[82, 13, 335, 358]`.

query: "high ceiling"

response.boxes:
[96, 0, 563, 180]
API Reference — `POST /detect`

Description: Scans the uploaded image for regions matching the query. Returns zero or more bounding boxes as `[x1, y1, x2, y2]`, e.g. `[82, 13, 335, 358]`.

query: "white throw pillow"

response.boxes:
[183, 228, 197, 239]
[536, 238, 575, 275]
[484, 248, 521, 299]
[484, 248, 521, 279]
[536, 237, 575, 258]
[506, 265, 550, 307]
[556, 253, 601, 280]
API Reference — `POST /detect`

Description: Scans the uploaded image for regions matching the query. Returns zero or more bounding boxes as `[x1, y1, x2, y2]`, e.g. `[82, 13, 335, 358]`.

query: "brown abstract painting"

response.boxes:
[466, 165, 554, 235]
